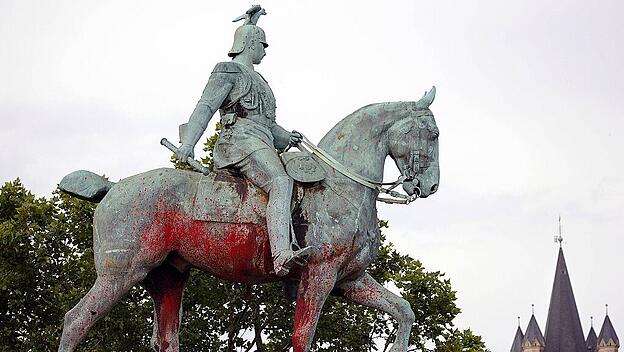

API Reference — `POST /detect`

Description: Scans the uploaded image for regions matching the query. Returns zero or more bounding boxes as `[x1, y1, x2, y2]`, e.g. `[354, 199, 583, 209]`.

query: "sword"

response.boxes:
[160, 138, 210, 175]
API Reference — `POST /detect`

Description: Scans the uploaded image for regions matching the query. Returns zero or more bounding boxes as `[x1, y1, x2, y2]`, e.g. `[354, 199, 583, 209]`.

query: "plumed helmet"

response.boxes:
[228, 5, 268, 57]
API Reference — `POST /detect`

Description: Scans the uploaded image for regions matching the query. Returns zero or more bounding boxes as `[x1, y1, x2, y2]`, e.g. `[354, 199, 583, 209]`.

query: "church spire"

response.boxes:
[587, 317, 598, 352]
[543, 245, 586, 352]
[597, 308, 620, 351]
[523, 313, 546, 352]
[511, 320, 524, 352]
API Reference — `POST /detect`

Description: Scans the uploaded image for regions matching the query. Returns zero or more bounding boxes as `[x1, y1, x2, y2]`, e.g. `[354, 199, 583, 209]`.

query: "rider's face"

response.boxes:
[252, 40, 266, 64]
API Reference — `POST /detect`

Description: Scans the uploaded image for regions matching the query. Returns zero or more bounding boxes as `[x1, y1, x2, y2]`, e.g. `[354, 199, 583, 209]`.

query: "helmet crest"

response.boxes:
[232, 5, 266, 25]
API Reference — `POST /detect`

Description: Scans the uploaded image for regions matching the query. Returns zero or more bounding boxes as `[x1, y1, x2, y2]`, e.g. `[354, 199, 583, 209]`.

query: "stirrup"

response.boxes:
[288, 222, 309, 266]
[273, 246, 313, 277]
[290, 245, 312, 266]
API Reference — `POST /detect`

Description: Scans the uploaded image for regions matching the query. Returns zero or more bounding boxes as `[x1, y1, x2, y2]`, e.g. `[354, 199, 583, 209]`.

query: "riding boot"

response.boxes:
[266, 175, 312, 276]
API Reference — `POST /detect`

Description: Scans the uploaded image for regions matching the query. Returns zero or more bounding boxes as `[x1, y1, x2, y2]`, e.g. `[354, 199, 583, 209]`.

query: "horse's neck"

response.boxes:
[318, 103, 400, 181]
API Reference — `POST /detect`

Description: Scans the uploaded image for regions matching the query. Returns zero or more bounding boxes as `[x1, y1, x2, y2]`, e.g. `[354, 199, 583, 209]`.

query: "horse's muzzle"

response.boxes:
[402, 180, 420, 197]
[404, 177, 438, 198]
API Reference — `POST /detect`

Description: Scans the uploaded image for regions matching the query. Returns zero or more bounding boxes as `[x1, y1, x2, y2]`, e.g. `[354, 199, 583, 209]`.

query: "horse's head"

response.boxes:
[387, 87, 439, 198]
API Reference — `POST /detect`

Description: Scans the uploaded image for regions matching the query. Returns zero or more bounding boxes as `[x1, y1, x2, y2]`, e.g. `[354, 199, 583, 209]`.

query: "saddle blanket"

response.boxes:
[192, 151, 323, 224]
[192, 172, 267, 224]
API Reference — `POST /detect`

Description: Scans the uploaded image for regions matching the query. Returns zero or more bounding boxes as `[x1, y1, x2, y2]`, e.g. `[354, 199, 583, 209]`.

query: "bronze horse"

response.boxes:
[58, 88, 439, 352]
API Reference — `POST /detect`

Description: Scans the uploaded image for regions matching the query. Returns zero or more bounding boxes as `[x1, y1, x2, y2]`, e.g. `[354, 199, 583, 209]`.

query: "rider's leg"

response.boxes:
[265, 175, 312, 275]
[267, 174, 295, 266]
[234, 149, 311, 276]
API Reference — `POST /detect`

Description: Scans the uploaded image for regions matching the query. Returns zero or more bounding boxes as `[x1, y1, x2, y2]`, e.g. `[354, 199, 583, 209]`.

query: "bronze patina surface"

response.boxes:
[57, 6, 440, 352]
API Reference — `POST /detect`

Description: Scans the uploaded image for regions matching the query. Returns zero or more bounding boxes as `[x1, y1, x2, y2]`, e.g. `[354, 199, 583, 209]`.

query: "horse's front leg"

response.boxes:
[337, 273, 415, 352]
[292, 263, 337, 352]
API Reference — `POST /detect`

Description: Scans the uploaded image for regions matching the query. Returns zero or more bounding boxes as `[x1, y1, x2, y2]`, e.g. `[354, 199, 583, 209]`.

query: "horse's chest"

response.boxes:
[296, 184, 380, 274]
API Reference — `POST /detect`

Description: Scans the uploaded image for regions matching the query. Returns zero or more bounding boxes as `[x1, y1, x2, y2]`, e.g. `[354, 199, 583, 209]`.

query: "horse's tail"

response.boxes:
[59, 170, 116, 203]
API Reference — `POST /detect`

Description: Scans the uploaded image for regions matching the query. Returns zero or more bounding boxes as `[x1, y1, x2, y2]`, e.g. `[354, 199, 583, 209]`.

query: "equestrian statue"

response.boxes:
[57, 5, 440, 352]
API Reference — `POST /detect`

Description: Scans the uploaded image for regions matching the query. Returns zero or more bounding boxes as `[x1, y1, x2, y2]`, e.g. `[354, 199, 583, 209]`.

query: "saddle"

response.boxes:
[192, 151, 325, 224]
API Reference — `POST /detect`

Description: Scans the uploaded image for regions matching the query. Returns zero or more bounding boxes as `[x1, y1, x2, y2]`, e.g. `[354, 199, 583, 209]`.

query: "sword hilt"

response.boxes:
[160, 138, 209, 175]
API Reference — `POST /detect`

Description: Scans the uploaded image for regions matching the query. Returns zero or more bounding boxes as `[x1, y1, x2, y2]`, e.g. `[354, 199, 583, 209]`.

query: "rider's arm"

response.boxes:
[271, 122, 303, 152]
[181, 72, 234, 148]
[270, 123, 292, 151]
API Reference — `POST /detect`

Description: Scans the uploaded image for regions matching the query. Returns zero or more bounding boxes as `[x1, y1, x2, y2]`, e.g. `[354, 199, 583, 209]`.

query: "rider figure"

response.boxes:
[176, 6, 311, 276]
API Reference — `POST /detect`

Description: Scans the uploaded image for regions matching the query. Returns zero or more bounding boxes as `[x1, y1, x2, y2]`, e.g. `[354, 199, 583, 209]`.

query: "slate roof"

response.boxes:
[543, 248, 586, 352]
[598, 314, 620, 347]
[586, 326, 597, 352]
[510, 326, 524, 352]
[524, 314, 546, 347]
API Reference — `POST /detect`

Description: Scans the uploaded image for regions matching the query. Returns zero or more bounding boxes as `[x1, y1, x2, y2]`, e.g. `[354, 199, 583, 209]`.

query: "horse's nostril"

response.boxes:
[430, 184, 438, 193]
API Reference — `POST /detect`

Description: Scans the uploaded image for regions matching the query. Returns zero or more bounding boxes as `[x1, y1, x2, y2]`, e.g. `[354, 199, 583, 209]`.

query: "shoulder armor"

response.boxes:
[212, 62, 252, 109]
[212, 62, 241, 74]
[255, 71, 269, 83]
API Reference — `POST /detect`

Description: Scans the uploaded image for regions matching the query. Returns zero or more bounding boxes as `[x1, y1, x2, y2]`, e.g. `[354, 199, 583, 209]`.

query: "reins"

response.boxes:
[296, 135, 419, 205]
[162, 132, 420, 205]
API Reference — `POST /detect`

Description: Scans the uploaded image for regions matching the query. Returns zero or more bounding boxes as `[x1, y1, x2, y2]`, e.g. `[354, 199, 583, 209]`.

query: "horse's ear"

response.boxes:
[414, 86, 436, 109]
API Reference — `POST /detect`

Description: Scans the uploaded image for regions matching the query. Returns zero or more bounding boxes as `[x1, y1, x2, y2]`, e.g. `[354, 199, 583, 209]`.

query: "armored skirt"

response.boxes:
[213, 117, 276, 169]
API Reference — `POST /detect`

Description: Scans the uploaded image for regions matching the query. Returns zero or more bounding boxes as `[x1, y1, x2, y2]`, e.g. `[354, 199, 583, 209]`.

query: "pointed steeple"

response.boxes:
[510, 323, 524, 352]
[597, 310, 620, 351]
[587, 319, 598, 352]
[543, 247, 586, 352]
[524, 314, 546, 351]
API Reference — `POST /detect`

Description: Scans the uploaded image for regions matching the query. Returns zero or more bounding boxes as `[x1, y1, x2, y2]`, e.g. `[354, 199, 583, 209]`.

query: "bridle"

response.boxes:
[296, 109, 436, 204]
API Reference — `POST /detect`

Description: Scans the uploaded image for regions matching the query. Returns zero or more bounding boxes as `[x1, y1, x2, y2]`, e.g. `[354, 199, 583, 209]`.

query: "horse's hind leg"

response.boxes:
[142, 263, 190, 352]
[336, 273, 415, 352]
[58, 271, 145, 352]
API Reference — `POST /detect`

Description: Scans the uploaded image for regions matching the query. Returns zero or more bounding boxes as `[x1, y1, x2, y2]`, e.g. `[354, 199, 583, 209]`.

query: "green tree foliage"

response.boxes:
[434, 328, 489, 352]
[0, 180, 152, 351]
[0, 135, 489, 351]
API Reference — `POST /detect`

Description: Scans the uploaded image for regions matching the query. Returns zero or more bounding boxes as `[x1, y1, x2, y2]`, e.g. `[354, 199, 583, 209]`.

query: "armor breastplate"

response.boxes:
[212, 62, 277, 169]
[224, 63, 276, 121]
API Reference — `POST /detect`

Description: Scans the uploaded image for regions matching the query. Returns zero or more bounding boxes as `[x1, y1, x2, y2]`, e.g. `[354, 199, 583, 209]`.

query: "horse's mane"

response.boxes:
[318, 101, 413, 148]
[351, 101, 412, 115]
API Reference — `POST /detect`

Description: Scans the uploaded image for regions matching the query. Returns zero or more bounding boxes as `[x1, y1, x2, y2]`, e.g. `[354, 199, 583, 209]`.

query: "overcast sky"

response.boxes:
[1, 1, 623, 350]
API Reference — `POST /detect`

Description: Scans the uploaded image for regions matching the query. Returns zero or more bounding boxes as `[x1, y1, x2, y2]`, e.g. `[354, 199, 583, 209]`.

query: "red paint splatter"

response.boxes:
[137, 194, 276, 283]
[144, 265, 189, 351]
